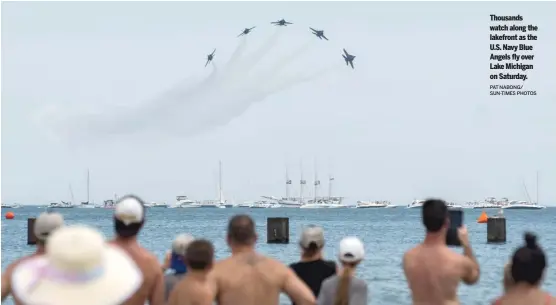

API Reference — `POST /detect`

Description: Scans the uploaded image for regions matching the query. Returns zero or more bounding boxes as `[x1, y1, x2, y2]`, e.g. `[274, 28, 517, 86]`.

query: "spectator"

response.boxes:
[109, 195, 164, 305]
[210, 214, 316, 305]
[317, 236, 368, 305]
[163, 233, 195, 300]
[403, 198, 480, 305]
[290, 225, 337, 304]
[11, 225, 142, 305]
[1, 212, 64, 303]
[493, 233, 554, 305]
[167, 239, 216, 305]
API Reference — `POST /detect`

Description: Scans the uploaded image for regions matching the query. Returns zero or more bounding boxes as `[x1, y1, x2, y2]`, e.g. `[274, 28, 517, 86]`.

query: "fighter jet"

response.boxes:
[309, 27, 328, 40]
[271, 19, 292, 26]
[237, 27, 256, 37]
[205, 49, 216, 67]
[342, 49, 356, 69]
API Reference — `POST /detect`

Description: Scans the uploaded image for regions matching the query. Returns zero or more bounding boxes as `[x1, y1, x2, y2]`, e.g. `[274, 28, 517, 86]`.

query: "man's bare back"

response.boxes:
[404, 245, 465, 305]
[212, 252, 315, 305]
[110, 240, 164, 305]
[168, 274, 216, 305]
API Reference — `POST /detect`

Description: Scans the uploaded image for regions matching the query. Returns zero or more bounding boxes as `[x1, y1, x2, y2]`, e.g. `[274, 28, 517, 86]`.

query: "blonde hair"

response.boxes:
[334, 263, 356, 305]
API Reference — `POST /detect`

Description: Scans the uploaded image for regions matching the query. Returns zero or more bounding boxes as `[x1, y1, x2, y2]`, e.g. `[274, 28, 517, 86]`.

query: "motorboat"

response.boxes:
[406, 199, 425, 209]
[472, 197, 503, 209]
[1, 203, 21, 208]
[78, 202, 96, 209]
[197, 200, 225, 208]
[502, 201, 546, 210]
[150, 202, 168, 208]
[48, 201, 75, 209]
[103, 200, 116, 209]
[447, 202, 463, 209]
[249, 201, 274, 208]
[356, 201, 390, 208]
[174, 196, 200, 208]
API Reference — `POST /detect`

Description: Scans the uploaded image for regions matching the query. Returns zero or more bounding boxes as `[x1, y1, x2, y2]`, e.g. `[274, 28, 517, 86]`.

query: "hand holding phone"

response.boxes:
[446, 208, 463, 246]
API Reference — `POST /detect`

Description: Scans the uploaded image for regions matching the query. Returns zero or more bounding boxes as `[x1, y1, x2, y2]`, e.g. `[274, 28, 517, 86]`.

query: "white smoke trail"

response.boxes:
[39, 31, 348, 143]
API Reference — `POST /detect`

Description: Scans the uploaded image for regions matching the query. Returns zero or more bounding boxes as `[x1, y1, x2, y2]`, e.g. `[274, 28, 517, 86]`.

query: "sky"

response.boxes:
[1, 1, 555, 206]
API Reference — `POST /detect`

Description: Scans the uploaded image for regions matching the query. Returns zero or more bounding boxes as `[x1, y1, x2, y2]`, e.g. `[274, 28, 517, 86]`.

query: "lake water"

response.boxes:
[2, 206, 555, 304]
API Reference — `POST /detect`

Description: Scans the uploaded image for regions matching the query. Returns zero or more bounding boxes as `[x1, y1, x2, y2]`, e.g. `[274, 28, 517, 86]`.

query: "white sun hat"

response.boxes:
[12, 225, 143, 305]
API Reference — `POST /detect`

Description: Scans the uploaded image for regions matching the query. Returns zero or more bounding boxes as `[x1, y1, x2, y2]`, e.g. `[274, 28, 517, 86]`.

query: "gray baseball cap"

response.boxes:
[34, 212, 64, 241]
[171, 233, 195, 256]
[299, 225, 325, 249]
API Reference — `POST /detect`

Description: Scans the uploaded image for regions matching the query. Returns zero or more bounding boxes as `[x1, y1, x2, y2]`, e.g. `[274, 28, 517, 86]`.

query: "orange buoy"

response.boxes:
[5, 212, 15, 220]
[477, 211, 488, 224]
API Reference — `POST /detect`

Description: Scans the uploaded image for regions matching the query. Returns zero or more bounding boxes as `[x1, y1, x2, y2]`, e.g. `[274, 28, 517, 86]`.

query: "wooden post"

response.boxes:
[267, 217, 289, 244]
[487, 216, 506, 243]
[27, 218, 37, 245]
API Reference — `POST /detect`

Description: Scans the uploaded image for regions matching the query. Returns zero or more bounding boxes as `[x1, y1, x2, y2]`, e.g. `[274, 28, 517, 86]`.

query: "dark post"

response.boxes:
[267, 217, 289, 244]
[487, 216, 506, 243]
[27, 218, 37, 245]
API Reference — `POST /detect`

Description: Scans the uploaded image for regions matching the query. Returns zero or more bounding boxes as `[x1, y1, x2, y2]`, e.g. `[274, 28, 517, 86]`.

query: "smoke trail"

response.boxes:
[255, 40, 315, 83]
[40, 31, 349, 143]
[238, 29, 283, 77]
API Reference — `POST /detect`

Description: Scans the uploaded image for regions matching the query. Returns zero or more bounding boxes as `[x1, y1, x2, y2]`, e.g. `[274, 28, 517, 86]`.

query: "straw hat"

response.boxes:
[12, 225, 143, 305]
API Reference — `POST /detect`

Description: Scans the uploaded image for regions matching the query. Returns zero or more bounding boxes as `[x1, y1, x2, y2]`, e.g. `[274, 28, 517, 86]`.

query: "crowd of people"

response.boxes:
[1, 196, 553, 305]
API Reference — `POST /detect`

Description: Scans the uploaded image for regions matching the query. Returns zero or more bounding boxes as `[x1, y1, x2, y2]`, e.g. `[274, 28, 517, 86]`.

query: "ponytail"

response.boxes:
[334, 265, 354, 305]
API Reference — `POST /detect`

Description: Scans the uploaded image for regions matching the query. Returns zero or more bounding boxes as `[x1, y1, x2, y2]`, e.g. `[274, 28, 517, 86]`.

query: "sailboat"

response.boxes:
[49, 184, 75, 208]
[300, 161, 328, 209]
[277, 165, 302, 208]
[503, 171, 546, 210]
[199, 161, 230, 208]
[79, 170, 95, 208]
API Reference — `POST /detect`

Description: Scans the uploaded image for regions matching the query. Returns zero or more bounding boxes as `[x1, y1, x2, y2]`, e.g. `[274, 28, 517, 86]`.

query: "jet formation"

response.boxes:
[204, 20, 356, 69]
[205, 49, 216, 67]
[237, 27, 256, 37]
[342, 49, 356, 69]
[271, 19, 293, 26]
[309, 27, 328, 41]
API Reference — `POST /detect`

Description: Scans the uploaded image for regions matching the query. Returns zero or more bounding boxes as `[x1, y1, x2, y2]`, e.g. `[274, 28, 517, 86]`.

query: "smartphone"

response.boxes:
[446, 208, 463, 246]
[170, 252, 187, 274]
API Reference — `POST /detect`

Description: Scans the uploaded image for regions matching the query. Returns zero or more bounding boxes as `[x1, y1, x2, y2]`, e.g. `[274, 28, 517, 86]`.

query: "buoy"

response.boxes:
[5, 212, 15, 219]
[477, 211, 488, 223]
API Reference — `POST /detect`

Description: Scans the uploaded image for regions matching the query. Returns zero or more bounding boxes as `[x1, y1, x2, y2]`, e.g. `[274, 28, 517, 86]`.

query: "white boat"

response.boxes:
[79, 170, 95, 209]
[102, 199, 116, 209]
[502, 200, 546, 210]
[407, 199, 425, 209]
[300, 201, 329, 209]
[150, 202, 168, 208]
[1, 203, 21, 208]
[199, 160, 229, 208]
[503, 172, 546, 210]
[238, 201, 254, 208]
[356, 201, 390, 208]
[472, 197, 503, 209]
[197, 200, 225, 208]
[447, 202, 463, 209]
[48, 201, 74, 209]
[174, 196, 200, 208]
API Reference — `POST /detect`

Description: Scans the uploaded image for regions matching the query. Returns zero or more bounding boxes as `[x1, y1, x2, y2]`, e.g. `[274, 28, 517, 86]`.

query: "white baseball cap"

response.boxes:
[114, 196, 144, 225]
[338, 236, 365, 263]
[12, 225, 142, 305]
[171, 234, 195, 256]
[34, 212, 64, 241]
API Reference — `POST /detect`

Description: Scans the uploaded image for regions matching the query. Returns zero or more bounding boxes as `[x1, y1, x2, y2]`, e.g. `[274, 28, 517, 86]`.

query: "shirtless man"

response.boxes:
[210, 215, 316, 305]
[403, 199, 480, 305]
[1, 212, 64, 304]
[168, 239, 216, 305]
[109, 195, 164, 305]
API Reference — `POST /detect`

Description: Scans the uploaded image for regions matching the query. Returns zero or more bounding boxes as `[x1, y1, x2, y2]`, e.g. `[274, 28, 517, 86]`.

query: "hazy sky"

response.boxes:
[2, 1, 555, 205]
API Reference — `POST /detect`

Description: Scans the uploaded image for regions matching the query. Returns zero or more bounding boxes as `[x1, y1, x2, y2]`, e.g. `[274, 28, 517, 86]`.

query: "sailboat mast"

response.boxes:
[218, 161, 223, 203]
[328, 175, 333, 199]
[87, 169, 90, 203]
[299, 160, 305, 203]
[313, 160, 318, 203]
[285, 166, 291, 199]
[536, 171, 539, 204]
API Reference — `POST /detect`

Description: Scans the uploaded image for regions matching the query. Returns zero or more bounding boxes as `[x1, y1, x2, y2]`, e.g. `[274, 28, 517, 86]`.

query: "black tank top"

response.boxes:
[289, 259, 337, 305]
